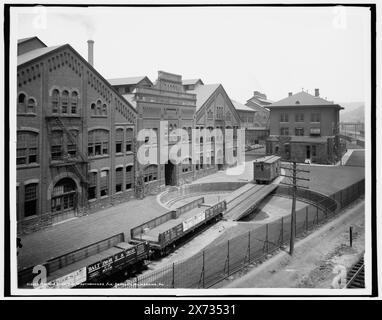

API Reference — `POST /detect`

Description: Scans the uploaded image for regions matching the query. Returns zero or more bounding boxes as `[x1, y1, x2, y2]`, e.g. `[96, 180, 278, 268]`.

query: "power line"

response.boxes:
[280, 161, 310, 255]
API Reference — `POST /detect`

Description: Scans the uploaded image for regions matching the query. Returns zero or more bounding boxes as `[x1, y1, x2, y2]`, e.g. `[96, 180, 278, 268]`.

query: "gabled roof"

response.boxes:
[182, 79, 204, 86]
[17, 45, 63, 66]
[269, 91, 341, 108]
[17, 40, 137, 115]
[231, 99, 256, 112]
[107, 76, 153, 87]
[18, 36, 47, 47]
[186, 84, 220, 111]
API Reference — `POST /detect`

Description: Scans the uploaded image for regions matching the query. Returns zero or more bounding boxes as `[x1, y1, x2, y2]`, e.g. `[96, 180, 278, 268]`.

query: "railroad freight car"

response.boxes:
[33, 241, 149, 288]
[130, 199, 227, 257]
[253, 155, 281, 184]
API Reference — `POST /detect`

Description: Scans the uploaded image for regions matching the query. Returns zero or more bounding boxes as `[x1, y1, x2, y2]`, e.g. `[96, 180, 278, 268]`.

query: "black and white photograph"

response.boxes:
[1, 0, 380, 304]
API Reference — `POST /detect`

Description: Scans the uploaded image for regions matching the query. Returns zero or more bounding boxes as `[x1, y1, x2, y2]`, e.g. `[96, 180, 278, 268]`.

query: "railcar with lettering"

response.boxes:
[253, 155, 281, 184]
[42, 241, 149, 288]
[130, 198, 227, 257]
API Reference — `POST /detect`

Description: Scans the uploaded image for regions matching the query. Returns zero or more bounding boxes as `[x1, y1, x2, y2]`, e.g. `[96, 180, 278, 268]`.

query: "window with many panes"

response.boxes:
[51, 89, 60, 114]
[100, 170, 109, 196]
[17, 131, 38, 165]
[88, 172, 97, 200]
[295, 128, 304, 136]
[71, 91, 78, 114]
[144, 165, 157, 183]
[88, 129, 109, 157]
[295, 113, 304, 122]
[24, 183, 38, 217]
[51, 130, 63, 160]
[18, 93, 26, 113]
[280, 113, 289, 122]
[310, 113, 321, 123]
[125, 165, 133, 190]
[27, 98, 36, 113]
[61, 90, 69, 113]
[115, 167, 123, 192]
[126, 128, 133, 152]
[67, 130, 78, 158]
[182, 158, 192, 173]
[116, 129, 123, 154]
[280, 127, 289, 136]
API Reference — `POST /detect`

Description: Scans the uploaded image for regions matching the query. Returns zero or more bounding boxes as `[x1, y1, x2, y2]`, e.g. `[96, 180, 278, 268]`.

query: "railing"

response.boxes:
[123, 179, 364, 288]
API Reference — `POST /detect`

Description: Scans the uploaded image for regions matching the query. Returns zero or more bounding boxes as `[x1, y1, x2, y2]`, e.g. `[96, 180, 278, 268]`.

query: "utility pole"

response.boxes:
[280, 161, 310, 255]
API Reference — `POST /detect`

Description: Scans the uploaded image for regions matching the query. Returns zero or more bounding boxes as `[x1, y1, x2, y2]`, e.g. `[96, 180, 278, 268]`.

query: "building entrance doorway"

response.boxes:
[165, 161, 177, 186]
[51, 178, 77, 220]
[306, 145, 311, 159]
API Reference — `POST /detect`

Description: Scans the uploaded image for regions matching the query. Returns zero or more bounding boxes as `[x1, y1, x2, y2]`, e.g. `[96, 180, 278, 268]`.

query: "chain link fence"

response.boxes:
[123, 179, 364, 288]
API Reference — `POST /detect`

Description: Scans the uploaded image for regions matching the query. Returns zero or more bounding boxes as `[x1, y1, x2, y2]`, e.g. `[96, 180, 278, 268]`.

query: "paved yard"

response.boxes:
[344, 150, 365, 167]
[18, 194, 167, 270]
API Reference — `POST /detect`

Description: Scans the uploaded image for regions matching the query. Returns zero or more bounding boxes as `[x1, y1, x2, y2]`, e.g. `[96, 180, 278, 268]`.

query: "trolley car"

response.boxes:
[253, 155, 281, 184]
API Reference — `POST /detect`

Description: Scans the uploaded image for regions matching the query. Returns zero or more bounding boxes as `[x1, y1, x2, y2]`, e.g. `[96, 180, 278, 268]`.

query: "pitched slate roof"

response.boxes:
[17, 45, 64, 66]
[18, 36, 47, 46]
[269, 91, 338, 108]
[186, 84, 220, 111]
[182, 79, 204, 86]
[107, 76, 152, 86]
[231, 99, 256, 112]
[122, 94, 137, 108]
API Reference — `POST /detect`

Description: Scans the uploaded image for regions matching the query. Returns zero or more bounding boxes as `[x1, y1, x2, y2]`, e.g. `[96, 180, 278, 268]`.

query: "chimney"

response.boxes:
[288, 92, 293, 97]
[87, 40, 94, 67]
[315, 88, 320, 97]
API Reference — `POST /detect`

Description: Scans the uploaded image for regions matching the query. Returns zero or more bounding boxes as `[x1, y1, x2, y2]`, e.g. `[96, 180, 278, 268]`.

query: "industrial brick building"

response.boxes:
[231, 99, 268, 146]
[266, 89, 344, 164]
[108, 74, 242, 196]
[16, 37, 137, 233]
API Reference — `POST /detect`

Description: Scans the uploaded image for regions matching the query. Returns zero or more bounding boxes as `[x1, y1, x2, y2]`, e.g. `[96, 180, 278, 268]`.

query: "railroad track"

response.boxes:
[346, 256, 365, 288]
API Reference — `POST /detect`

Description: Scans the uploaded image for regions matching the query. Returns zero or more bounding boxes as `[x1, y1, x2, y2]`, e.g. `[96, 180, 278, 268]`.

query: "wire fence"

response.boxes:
[123, 179, 365, 288]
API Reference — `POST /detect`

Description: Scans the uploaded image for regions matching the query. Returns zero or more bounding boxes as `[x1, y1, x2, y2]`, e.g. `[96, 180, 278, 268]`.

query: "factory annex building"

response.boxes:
[266, 89, 343, 164]
[108, 75, 242, 197]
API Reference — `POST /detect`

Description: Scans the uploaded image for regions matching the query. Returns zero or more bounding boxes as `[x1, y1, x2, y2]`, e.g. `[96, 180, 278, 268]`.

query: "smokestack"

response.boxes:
[288, 92, 293, 97]
[87, 40, 94, 67]
[315, 88, 320, 97]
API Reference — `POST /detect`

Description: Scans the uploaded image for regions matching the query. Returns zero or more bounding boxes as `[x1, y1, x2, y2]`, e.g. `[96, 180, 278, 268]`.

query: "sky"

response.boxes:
[14, 5, 370, 104]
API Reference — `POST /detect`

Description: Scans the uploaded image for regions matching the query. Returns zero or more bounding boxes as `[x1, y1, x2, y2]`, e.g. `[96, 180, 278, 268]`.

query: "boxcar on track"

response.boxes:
[253, 155, 281, 184]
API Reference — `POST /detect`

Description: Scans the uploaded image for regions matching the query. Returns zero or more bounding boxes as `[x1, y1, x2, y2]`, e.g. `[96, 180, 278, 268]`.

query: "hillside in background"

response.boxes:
[339, 102, 365, 123]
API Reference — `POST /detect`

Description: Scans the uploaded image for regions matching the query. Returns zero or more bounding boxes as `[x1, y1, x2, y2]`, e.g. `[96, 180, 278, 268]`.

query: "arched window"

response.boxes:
[90, 103, 96, 116]
[102, 103, 107, 116]
[27, 98, 36, 114]
[61, 90, 69, 113]
[115, 167, 123, 192]
[96, 100, 102, 115]
[125, 165, 133, 190]
[71, 91, 78, 114]
[18, 93, 26, 113]
[88, 129, 109, 157]
[17, 131, 38, 165]
[144, 165, 157, 183]
[51, 89, 60, 114]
